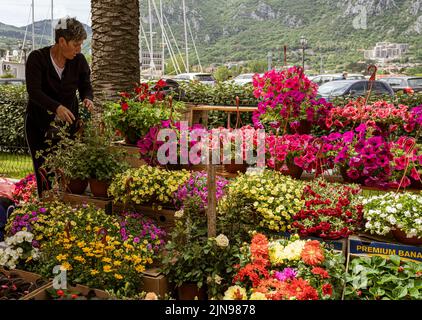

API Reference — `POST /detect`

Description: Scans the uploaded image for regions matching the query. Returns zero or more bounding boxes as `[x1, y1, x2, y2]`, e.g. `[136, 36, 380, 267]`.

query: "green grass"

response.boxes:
[0, 152, 33, 179]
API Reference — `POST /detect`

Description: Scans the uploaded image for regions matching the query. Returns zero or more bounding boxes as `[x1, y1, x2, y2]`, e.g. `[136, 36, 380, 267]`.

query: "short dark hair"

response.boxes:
[54, 17, 87, 43]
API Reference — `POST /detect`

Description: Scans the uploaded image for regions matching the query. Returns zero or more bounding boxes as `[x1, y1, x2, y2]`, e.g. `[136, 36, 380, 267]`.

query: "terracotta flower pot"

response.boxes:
[177, 283, 207, 300]
[392, 228, 422, 246]
[66, 179, 88, 195]
[89, 179, 110, 198]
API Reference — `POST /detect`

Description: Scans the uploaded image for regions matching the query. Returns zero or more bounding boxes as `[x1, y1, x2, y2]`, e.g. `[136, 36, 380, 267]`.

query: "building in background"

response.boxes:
[0, 50, 25, 79]
[364, 42, 409, 62]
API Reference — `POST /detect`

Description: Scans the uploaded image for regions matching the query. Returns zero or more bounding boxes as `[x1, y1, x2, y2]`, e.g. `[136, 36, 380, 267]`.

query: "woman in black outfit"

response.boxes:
[25, 17, 94, 198]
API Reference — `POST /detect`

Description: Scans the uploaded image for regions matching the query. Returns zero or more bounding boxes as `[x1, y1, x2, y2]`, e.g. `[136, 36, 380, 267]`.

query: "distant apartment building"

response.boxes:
[364, 42, 409, 61]
[140, 50, 164, 78]
[0, 50, 25, 79]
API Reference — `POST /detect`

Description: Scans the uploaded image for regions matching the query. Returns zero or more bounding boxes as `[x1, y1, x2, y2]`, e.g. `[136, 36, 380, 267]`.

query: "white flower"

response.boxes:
[405, 211, 411, 218]
[396, 203, 403, 210]
[215, 234, 229, 248]
[174, 210, 184, 219]
[214, 274, 222, 285]
[388, 216, 397, 225]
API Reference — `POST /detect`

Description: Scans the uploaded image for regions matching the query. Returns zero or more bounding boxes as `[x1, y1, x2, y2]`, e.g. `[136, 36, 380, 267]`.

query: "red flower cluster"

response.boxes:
[118, 80, 167, 112]
[255, 278, 319, 300]
[292, 180, 363, 239]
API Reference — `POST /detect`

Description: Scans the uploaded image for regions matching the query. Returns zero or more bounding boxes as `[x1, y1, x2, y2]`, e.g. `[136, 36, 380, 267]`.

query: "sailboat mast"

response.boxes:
[32, 0, 35, 51]
[51, 0, 54, 44]
[148, 0, 154, 79]
[182, 0, 189, 73]
[160, 0, 164, 76]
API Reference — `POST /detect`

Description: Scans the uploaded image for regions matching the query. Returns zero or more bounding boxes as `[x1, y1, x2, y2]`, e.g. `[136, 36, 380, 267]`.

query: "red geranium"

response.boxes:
[322, 283, 333, 297]
[311, 267, 330, 279]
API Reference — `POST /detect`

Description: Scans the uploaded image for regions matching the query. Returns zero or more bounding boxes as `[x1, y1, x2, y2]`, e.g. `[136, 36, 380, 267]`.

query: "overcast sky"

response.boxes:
[0, 0, 91, 27]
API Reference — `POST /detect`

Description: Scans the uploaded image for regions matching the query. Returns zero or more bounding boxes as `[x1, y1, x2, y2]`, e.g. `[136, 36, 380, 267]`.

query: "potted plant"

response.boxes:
[252, 67, 332, 134]
[291, 179, 363, 240]
[161, 196, 241, 300]
[83, 126, 130, 198]
[344, 255, 422, 300]
[40, 125, 90, 195]
[104, 81, 185, 145]
[363, 192, 422, 245]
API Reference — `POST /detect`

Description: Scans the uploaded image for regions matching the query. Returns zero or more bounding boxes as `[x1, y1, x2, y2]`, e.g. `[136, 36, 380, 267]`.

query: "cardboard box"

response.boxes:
[348, 235, 422, 263]
[141, 268, 171, 298]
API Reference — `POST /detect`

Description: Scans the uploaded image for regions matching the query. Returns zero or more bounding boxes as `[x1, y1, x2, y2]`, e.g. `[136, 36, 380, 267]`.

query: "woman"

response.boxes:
[25, 17, 94, 198]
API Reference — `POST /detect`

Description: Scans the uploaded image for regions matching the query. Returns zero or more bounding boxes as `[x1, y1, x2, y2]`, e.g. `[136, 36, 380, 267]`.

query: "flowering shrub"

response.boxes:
[291, 179, 363, 239]
[108, 165, 190, 208]
[174, 171, 229, 209]
[362, 192, 422, 239]
[0, 231, 40, 269]
[104, 81, 185, 144]
[252, 67, 332, 132]
[344, 255, 422, 300]
[12, 174, 37, 204]
[224, 233, 345, 300]
[218, 170, 304, 232]
[5, 202, 165, 294]
[119, 212, 166, 253]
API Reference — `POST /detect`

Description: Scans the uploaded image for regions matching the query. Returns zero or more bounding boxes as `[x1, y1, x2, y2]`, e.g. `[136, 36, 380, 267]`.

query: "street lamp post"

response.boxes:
[300, 36, 307, 70]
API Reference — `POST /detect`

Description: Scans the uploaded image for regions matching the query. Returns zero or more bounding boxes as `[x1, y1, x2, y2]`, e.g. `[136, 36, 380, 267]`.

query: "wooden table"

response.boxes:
[187, 104, 258, 127]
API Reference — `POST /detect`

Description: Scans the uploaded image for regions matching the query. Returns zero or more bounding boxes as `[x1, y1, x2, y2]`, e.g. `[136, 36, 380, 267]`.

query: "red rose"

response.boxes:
[57, 290, 65, 296]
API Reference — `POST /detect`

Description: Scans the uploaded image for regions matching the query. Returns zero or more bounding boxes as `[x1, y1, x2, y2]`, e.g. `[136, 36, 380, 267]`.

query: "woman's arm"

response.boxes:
[25, 50, 61, 113]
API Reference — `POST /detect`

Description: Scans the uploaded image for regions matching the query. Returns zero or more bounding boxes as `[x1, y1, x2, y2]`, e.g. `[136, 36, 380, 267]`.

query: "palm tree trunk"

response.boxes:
[91, 0, 140, 117]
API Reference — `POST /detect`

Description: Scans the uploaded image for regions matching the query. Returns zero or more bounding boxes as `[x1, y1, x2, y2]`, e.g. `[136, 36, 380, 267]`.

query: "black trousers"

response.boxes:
[24, 113, 52, 198]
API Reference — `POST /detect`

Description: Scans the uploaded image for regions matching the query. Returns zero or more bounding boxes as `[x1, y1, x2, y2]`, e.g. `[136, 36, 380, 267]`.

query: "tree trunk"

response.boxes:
[91, 0, 140, 118]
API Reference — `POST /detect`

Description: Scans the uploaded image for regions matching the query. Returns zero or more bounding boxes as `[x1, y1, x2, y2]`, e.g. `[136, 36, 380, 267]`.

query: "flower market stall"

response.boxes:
[1, 68, 422, 301]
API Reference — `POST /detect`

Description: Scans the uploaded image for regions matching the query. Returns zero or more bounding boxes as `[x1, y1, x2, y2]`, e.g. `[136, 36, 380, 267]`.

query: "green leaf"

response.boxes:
[392, 287, 408, 299]
[389, 255, 401, 267]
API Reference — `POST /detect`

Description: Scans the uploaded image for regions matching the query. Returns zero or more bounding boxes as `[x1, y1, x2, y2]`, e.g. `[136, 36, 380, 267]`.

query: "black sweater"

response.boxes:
[25, 46, 93, 131]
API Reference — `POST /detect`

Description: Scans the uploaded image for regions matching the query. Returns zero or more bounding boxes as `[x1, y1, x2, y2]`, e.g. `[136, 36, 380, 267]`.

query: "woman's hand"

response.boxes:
[56, 105, 75, 124]
[83, 98, 94, 113]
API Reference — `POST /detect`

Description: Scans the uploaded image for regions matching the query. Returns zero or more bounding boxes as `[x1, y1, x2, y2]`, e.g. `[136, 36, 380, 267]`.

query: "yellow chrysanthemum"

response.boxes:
[103, 265, 112, 273]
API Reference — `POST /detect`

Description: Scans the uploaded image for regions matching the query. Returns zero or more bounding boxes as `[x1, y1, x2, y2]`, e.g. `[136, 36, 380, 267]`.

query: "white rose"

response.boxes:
[215, 234, 229, 248]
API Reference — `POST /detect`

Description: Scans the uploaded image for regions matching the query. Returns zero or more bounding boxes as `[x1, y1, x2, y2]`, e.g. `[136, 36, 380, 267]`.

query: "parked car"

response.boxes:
[311, 73, 365, 86]
[380, 76, 422, 93]
[172, 73, 216, 86]
[317, 80, 394, 101]
[0, 78, 25, 86]
[229, 73, 262, 86]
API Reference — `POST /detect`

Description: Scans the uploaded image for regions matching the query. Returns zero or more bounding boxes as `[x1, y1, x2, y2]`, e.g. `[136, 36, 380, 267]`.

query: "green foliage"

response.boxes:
[161, 196, 243, 298]
[179, 81, 256, 106]
[214, 66, 232, 82]
[0, 73, 15, 79]
[344, 255, 422, 300]
[0, 84, 27, 147]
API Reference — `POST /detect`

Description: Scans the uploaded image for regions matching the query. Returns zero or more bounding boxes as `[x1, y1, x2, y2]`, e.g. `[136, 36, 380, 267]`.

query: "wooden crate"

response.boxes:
[112, 141, 147, 168]
[43, 192, 114, 215]
[0, 268, 52, 300]
[141, 268, 172, 298]
[23, 283, 110, 300]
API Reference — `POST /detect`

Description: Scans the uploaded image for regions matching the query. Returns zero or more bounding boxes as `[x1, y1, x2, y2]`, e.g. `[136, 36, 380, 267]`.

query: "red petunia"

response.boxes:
[149, 94, 157, 104]
[119, 92, 130, 99]
[155, 79, 166, 89]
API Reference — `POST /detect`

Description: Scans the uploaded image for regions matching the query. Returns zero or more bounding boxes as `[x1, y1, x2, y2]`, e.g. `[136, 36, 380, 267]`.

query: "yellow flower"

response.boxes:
[250, 292, 267, 300]
[61, 262, 73, 270]
[114, 274, 123, 280]
[74, 256, 86, 264]
[90, 269, 99, 275]
[102, 257, 112, 263]
[113, 261, 122, 267]
[135, 265, 145, 273]
[103, 265, 112, 273]
[223, 286, 247, 300]
[56, 254, 67, 262]
[82, 247, 92, 254]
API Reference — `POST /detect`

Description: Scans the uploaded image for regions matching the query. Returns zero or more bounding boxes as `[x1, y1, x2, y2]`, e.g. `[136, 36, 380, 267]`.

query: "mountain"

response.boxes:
[0, 20, 92, 54]
[147, 0, 422, 72]
[2, 1, 422, 72]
